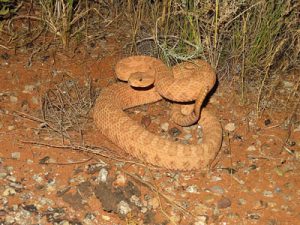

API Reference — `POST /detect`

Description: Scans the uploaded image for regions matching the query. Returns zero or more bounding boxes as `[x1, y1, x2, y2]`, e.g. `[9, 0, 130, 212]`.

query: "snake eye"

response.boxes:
[139, 78, 143, 82]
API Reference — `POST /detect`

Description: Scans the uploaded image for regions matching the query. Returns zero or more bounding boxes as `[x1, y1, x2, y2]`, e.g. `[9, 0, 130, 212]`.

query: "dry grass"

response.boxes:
[39, 74, 98, 145]
[0, 0, 299, 115]
[123, 0, 299, 114]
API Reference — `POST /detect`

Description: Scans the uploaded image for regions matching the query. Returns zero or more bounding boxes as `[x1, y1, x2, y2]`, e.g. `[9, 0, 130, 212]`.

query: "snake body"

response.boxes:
[93, 56, 222, 170]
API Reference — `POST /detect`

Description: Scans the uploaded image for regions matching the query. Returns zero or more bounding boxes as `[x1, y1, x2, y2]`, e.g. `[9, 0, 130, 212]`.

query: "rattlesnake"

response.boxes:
[93, 56, 222, 170]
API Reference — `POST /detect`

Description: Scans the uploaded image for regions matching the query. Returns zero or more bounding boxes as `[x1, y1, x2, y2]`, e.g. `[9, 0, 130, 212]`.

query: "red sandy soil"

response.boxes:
[0, 41, 299, 225]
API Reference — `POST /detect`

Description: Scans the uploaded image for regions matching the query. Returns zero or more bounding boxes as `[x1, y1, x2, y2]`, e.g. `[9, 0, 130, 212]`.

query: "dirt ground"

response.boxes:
[0, 39, 299, 225]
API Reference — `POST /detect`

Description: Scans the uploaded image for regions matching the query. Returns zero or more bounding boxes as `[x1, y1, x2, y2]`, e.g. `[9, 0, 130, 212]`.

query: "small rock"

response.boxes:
[117, 201, 131, 215]
[194, 216, 208, 225]
[0, 172, 7, 179]
[7, 125, 15, 131]
[114, 173, 126, 186]
[31, 96, 39, 105]
[264, 119, 271, 126]
[208, 185, 225, 195]
[263, 190, 274, 198]
[23, 85, 35, 93]
[217, 197, 231, 209]
[141, 207, 147, 213]
[59, 220, 70, 225]
[247, 213, 261, 220]
[6, 175, 17, 182]
[3, 187, 16, 196]
[26, 159, 33, 164]
[238, 198, 247, 205]
[168, 127, 181, 137]
[247, 145, 256, 151]
[141, 116, 151, 128]
[130, 195, 142, 207]
[225, 122, 235, 132]
[211, 176, 222, 182]
[9, 96, 18, 103]
[148, 197, 160, 209]
[170, 214, 181, 223]
[97, 168, 108, 183]
[86, 162, 107, 174]
[186, 185, 199, 193]
[5, 215, 15, 224]
[274, 187, 282, 193]
[11, 152, 20, 160]
[184, 134, 193, 140]
[194, 203, 210, 215]
[253, 200, 268, 210]
[102, 215, 110, 221]
[160, 122, 169, 132]
[32, 174, 43, 183]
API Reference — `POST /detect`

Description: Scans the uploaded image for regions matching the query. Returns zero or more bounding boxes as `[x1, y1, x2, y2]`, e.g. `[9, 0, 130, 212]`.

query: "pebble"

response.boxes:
[160, 122, 169, 132]
[247, 213, 261, 220]
[141, 207, 147, 213]
[130, 195, 142, 207]
[97, 168, 108, 183]
[208, 185, 225, 195]
[184, 134, 193, 140]
[3, 187, 16, 196]
[225, 122, 236, 132]
[23, 85, 35, 93]
[11, 152, 20, 160]
[102, 215, 110, 221]
[9, 96, 18, 103]
[211, 176, 222, 182]
[31, 96, 39, 105]
[247, 145, 256, 151]
[194, 216, 208, 225]
[8, 126, 15, 131]
[186, 185, 199, 193]
[263, 190, 274, 198]
[238, 198, 247, 205]
[217, 197, 231, 209]
[114, 173, 126, 186]
[170, 214, 181, 223]
[5, 215, 15, 224]
[168, 127, 181, 137]
[194, 203, 209, 215]
[274, 187, 282, 193]
[117, 201, 131, 215]
[141, 116, 151, 127]
[148, 197, 160, 209]
[0, 172, 7, 179]
[6, 176, 17, 182]
[32, 174, 43, 183]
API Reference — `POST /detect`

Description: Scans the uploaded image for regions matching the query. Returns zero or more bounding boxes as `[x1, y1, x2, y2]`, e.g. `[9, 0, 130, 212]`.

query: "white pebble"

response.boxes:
[97, 168, 108, 183]
[247, 145, 256, 151]
[186, 185, 199, 193]
[23, 85, 35, 93]
[3, 187, 16, 196]
[11, 152, 20, 159]
[225, 122, 236, 132]
[160, 122, 169, 132]
[117, 201, 131, 215]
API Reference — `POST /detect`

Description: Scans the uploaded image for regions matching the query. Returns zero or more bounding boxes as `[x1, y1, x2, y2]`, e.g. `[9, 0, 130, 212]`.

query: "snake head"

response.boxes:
[128, 72, 155, 88]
